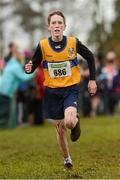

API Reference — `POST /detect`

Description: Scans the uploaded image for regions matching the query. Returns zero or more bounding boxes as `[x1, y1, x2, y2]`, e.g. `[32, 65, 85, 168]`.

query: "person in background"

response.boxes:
[99, 51, 119, 115]
[90, 57, 101, 117]
[80, 60, 91, 117]
[112, 67, 120, 113]
[34, 64, 45, 125]
[25, 11, 97, 169]
[16, 49, 33, 125]
[0, 44, 34, 128]
[0, 59, 5, 76]
[4, 42, 18, 64]
[26, 64, 45, 126]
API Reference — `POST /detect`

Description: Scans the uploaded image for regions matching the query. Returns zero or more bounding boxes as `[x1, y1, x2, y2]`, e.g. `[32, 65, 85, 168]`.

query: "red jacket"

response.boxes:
[35, 65, 45, 99]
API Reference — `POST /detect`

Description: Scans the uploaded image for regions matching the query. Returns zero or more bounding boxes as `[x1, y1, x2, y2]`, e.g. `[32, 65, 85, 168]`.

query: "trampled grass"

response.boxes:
[0, 116, 120, 179]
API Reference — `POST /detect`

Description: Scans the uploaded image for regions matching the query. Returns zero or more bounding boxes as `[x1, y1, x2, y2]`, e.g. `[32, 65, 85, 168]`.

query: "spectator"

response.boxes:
[4, 42, 18, 63]
[34, 65, 45, 125]
[26, 65, 45, 126]
[110, 67, 120, 114]
[99, 51, 119, 115]
[16, 49, 33, 125]
[0, 49, 34, 128]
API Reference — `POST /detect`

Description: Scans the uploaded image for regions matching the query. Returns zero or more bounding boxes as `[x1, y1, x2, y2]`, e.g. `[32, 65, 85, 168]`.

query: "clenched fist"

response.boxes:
[25, 60, 33, 73]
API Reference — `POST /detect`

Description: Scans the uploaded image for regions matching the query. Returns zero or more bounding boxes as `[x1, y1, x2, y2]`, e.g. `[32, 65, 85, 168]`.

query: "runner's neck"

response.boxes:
[51, 35, 63, 42]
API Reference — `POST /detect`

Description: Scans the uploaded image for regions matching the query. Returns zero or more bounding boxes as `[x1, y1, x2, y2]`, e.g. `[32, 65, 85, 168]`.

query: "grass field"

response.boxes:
[0, 116, 120, 179]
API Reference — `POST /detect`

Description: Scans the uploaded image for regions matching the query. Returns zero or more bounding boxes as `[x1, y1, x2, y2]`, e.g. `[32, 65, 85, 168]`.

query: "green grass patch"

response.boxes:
[0, 116, 120, 179]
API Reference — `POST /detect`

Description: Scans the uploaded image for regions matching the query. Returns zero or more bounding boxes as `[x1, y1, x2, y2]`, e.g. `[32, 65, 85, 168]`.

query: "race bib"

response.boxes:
[48, 61, 71, 78]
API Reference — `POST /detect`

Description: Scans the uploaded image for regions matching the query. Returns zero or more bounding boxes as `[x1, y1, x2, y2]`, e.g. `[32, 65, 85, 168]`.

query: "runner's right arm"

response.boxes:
[25, 44, 42, 74]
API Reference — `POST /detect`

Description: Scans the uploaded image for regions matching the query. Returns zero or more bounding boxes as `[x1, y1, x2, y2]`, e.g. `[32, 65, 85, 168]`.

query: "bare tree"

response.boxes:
[0, 1, 13, 58]
[11, 0, 59, 45]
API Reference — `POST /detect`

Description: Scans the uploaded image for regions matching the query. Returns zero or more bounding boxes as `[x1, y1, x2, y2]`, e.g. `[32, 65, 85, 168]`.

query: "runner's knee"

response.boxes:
[64, 107, 77, 129]
[65, 115, 75, 129]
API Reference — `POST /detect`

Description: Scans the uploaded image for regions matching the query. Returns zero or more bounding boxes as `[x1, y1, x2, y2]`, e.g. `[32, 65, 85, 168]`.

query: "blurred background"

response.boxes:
[0, 0, 120, 128]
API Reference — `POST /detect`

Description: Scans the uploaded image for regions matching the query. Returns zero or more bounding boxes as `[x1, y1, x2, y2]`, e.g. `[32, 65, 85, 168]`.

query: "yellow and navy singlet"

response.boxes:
[40, 37, 80, 88]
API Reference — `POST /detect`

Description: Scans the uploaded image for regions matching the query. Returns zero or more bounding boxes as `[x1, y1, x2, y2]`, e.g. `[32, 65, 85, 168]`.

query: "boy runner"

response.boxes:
[25, 11, 97, 169]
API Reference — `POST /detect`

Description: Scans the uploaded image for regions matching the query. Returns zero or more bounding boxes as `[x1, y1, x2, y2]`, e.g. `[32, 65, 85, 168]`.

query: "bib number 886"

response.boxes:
[53, 68, 67, 77]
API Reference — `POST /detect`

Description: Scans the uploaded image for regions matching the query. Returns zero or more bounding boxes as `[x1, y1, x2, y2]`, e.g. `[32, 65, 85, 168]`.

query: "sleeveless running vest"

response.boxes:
[40, 37, 80, 88]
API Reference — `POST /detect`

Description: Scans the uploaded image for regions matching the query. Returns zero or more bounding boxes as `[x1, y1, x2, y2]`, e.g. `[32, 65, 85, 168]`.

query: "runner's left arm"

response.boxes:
[76, 38, 96, 80]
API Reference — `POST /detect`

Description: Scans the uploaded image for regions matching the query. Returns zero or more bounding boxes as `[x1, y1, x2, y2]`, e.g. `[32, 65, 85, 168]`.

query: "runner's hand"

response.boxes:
[25, 60, 33, 73]
[88, 80, 97, 96]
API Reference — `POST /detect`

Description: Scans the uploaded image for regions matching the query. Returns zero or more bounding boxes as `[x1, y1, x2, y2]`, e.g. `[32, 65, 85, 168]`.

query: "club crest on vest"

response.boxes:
[68, 48, 75, 59]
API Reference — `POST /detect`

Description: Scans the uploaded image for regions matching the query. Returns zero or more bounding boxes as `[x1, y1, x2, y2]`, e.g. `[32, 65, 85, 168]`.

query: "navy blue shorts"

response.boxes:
[43, 84, 80, 120]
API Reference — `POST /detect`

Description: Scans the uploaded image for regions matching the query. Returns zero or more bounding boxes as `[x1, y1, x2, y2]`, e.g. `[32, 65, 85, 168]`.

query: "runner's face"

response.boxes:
[48, 15, 66, 39]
